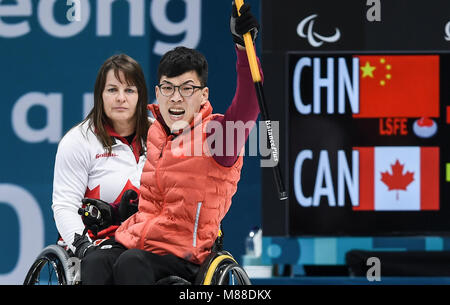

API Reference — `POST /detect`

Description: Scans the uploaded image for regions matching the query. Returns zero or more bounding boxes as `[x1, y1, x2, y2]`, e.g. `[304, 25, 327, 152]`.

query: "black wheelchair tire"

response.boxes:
[216, 262, 252, 285]
[23, 245, 75, 285]
[199, 251, 252, 285]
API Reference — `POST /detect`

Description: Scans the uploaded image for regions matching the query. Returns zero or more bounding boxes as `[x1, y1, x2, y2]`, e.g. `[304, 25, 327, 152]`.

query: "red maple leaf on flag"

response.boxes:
[380, 159, 415, 200]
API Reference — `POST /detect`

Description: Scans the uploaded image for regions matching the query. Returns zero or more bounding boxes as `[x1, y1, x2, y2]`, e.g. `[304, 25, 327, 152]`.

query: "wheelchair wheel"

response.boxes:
[201, 252, 252, 285]
[23, 245, 78, 285]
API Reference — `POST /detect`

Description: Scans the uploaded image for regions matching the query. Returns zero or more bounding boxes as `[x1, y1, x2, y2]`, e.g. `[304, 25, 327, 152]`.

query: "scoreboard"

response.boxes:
[261, 0, 450, 236]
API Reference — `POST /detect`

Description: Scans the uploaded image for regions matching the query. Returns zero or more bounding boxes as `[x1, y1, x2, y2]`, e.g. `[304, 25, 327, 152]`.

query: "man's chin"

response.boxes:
[170, 120, 190, 132]
[161, 112, 195, 133]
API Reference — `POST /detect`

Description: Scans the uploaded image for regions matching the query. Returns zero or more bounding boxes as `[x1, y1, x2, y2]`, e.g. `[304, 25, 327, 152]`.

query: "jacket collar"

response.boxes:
[104, 124, 132, 145]
[102, 124, 142, 162]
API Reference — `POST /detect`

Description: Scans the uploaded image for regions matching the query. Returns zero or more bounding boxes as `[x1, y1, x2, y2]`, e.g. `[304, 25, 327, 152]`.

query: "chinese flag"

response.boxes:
[353, 55, 439, 118]
[354, 146, 439, 211]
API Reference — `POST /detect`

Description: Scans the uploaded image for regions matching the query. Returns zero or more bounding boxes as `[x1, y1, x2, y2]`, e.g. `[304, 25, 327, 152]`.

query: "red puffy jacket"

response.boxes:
[115, 101, 243, 264]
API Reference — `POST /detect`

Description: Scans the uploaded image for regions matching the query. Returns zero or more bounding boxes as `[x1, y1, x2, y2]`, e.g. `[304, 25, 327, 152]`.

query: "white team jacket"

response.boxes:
[52, 120, 148, 249]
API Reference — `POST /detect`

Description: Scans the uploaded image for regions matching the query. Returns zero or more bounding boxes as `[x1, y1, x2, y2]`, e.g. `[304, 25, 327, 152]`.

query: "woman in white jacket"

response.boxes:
[52, 54, 151, 253]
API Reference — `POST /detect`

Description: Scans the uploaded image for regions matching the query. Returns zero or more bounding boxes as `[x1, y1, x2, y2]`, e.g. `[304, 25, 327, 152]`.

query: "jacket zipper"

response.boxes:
[139, 143, 166, 249]
[155, 145, 165, 193]
[155, 135, 172, 193]
[192, 202, 202, 248]
[140, 136, 172, 249]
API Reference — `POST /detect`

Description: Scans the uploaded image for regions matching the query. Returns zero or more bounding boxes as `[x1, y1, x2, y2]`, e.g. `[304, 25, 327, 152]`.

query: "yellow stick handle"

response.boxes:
[235, 0, 261, 82]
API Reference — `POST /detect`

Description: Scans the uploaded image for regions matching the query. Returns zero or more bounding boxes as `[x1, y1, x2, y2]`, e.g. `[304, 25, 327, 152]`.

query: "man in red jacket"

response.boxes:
[78, 2, 262, 285]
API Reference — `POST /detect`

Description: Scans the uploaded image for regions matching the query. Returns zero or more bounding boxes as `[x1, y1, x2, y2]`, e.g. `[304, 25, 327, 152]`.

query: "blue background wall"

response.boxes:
[0, 0, 262, 284]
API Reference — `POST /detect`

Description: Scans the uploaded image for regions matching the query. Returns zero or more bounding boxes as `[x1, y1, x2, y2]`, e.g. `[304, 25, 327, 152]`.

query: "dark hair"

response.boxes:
[83, 54, 149, 154]
[157, 46, 208, 86]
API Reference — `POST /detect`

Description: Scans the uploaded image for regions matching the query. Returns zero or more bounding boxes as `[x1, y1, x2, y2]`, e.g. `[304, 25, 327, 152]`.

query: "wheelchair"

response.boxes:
[23, 227, 251, 285]
[23, 242, 81, 285]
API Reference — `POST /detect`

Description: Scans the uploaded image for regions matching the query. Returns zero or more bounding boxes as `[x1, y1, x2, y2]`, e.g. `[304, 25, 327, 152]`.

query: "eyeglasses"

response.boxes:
[157, 83, 205, 97]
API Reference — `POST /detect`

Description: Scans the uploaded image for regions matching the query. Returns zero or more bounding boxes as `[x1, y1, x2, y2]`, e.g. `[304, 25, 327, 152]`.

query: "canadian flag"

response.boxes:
[354, 146, 439, 211]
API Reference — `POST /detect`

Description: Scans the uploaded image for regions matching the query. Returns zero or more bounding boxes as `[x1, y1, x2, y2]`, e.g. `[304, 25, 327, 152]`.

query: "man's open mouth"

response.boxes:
[168, 108, 185, 116]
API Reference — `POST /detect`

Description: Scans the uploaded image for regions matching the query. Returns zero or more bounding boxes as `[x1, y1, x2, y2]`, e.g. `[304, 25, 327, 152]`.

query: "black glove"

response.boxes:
[230, 1, 259, 47]
[80, 198, 114, 231]
[118, 189, 139, 222]
[72, 233, 95, 259]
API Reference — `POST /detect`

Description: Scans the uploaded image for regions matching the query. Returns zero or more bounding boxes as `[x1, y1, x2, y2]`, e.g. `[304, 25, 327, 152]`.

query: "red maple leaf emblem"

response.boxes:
[380, 159, 414, 200]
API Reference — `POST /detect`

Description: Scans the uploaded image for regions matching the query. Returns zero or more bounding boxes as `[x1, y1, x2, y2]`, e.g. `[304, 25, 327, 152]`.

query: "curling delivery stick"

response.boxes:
[235, 0, 288, 201]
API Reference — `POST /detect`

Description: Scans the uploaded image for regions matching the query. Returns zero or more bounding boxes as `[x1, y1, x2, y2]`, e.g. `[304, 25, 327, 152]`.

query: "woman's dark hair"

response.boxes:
[157, 46, 208, 86]
[83, 54, 149, 154]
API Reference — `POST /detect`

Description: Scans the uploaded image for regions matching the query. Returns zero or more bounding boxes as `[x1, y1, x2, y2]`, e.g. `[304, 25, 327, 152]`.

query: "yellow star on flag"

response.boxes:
[361, 61, 376, 78]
